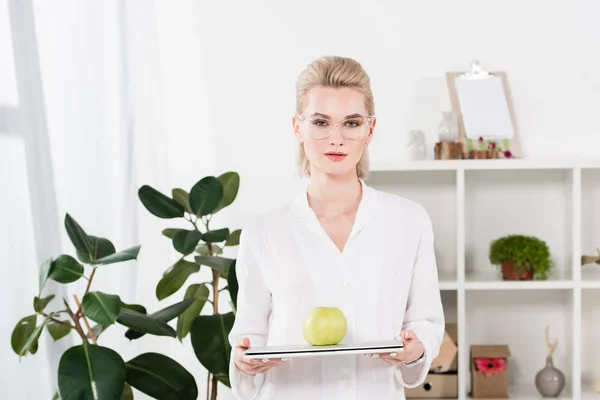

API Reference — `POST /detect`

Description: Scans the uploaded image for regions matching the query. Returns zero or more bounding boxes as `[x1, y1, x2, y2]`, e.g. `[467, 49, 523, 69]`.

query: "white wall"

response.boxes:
[2, 0, 600, 398]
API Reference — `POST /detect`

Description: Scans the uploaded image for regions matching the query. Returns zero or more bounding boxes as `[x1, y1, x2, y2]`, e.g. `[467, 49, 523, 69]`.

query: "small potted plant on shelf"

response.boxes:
[489, 234, 552, 280]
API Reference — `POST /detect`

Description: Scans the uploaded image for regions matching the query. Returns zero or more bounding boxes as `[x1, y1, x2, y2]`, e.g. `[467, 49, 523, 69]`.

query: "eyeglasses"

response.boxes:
[296, 114, 374, 140]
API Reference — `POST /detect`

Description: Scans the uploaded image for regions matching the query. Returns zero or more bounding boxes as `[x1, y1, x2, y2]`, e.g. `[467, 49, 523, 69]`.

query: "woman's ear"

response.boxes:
[292, 116, 304, 143]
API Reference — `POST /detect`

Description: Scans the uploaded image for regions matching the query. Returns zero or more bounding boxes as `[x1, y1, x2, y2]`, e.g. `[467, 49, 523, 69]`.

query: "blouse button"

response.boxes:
[342, 281, 349, 287]
[342, 374, 349, 380]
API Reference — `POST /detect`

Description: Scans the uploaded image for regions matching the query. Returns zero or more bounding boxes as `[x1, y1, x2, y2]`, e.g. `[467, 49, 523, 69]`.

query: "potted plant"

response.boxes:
[11, 214, 199, 399]
[137, 172, 241, 400]
[489, 234, 552, 280]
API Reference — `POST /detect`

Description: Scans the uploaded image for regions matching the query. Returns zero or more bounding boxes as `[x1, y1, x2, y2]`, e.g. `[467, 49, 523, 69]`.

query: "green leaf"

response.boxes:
[18, 315, 50, 358]
[11, 314, 36, 356]
[172, 230, 202, 255]
[52, 390, 60, 400]
[138, 185, 185, 219]
[202, 228, 230, 243]
[189, 176, 223, 217]
[162, 228, 185, 239]
[156, 259, 200, 301]
[125, 353, 198, 400]
[190, 312, 235, 387]
[125, 297, 197, 340]
[39, 257, 53, 294]
[225, 229, 241, 246]
[34, 294, 56, 313]
[87, 303, 137, 340]
[227, 260, 238, 310]
[47, 322, 71, 341]
[213, 172, 240, 214]
[121, 383, 134, 400]
[117, 308, 176, 338]
[90, 245, 141, 266]
[64, 213, 94, 255]
[82, 292, 122, 325]
[172, 188, 192, 214]
[194, 255, 234, 280]
[57, 343, 126, 400]
[49, 255, 84, 284]
[120, 302, 147, 315]
[177, 284, 210, 341]
[77, 235, 116, 263]
[195, 243, 222, 256]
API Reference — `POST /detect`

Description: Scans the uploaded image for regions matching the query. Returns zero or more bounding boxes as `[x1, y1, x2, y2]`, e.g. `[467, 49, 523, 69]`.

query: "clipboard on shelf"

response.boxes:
[244, 340, 404, 360]
[446, 60, 522, 159]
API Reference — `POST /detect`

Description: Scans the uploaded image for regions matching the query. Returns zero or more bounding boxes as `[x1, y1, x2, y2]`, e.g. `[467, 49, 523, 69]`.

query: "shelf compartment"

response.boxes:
[582, 290, 600, 398]
[581, 168, 600, 288]
[465, 169, 574, 282]
[465, 290, 574, 399]
[366, 170, 458, 283]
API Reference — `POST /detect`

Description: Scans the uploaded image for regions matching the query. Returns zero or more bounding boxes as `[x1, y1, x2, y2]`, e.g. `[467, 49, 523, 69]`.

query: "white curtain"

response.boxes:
[1, 0, 234, 398]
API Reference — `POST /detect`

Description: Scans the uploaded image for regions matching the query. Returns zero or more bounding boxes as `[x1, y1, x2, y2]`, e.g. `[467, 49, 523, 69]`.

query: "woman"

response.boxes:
[228, 56, 445, 400]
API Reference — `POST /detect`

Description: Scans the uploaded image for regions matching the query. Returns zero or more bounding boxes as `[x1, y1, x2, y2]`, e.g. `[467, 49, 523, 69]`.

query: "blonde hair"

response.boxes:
[295, 56, 374, 179]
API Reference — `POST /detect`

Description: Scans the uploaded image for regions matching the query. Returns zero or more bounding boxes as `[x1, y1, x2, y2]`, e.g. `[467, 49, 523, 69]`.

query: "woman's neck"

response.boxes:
[306, 170, 362, 218]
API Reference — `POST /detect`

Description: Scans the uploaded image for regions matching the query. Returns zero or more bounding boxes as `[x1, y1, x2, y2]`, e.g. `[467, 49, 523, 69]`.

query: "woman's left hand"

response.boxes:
[364, 329, 424, 365]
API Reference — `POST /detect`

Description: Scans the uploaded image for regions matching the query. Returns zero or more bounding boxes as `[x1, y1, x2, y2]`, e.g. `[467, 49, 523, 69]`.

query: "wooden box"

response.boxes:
[470, 345, 511, 398]
[405, 373, 458, 398]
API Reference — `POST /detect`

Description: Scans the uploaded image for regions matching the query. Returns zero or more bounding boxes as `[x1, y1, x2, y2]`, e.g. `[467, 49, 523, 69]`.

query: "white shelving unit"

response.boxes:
[366, 157, 600, 400]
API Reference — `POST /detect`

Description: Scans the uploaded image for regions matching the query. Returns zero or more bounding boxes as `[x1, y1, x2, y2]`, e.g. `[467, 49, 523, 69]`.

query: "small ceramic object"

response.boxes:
[407, 130, 427, 160]
[438, 111, 459, 142]
[535, 356, 565, 397]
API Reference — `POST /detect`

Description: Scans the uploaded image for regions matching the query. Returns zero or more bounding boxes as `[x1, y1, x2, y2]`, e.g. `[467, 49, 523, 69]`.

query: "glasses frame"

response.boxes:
[296, 114, 375, 141]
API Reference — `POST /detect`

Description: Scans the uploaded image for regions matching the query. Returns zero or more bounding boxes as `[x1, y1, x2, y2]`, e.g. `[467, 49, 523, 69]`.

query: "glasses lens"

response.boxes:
[303, 117, 369, 140]
[341, 117, 369, 139]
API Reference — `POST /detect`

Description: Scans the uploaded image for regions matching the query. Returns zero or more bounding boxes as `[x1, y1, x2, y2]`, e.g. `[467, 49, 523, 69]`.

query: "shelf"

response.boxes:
[582, 268, 600, 289]
[365, 156, 597, 399]
[465, 270, 574, 290]
[371, 157, 600, 172]
[438, 271, 459, 290]
[473, 382, 575, 399]
[582, 383, 600, 400]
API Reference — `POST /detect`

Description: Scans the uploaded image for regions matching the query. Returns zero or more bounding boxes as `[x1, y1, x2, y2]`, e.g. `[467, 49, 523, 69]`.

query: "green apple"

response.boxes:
[302, 306, 347, 346]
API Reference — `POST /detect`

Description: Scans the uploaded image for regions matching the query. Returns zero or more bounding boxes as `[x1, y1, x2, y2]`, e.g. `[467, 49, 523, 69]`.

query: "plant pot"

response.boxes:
[501, 260, 534, 280]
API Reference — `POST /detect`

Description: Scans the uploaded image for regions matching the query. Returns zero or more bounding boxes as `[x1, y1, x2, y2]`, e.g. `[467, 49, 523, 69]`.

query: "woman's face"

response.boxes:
[293, 87, 375, 178]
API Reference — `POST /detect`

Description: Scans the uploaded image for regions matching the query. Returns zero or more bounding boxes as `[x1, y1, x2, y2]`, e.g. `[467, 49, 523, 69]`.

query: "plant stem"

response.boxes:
[63, 298, 88, 344]
[40, 312, 76, 330]
[218, 286, 228, 292]
[73, 295, 97, 344]
[206, 373, 210, 400]
[75, 266, 97, 319]
[208, 240, 219, 400]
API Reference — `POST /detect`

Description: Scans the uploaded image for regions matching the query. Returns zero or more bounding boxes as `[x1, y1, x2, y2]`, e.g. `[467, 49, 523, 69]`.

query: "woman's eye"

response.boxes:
[312, 119, 329, 127]
[344, 119, 362, 128]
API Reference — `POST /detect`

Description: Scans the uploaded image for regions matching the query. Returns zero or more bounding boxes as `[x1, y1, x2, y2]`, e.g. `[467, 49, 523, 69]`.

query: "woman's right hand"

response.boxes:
[234, 337, 285, 376]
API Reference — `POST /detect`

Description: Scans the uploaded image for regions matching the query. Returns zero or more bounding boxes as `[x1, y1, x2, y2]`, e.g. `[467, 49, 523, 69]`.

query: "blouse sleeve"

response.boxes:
[394, 208, 445, 388]
[228, 223, 271, 399]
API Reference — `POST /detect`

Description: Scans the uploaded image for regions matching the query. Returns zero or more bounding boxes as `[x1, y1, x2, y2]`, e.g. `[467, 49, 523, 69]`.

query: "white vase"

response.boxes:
[438, 111, 459, 142]
[407, 130, 427, 160]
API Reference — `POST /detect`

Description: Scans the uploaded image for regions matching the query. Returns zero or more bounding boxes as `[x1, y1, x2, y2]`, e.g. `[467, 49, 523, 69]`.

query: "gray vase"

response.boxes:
[535, 356, 565, 397]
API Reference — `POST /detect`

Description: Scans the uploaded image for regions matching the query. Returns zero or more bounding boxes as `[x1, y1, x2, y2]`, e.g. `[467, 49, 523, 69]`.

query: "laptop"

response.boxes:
[244, 340, 404, 359]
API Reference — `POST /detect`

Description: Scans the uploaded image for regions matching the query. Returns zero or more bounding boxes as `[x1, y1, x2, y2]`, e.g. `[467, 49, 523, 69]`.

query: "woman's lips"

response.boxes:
[324, 152, 347, 161]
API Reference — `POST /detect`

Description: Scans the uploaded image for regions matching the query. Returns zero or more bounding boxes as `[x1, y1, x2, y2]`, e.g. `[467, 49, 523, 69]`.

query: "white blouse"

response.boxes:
[228, 179, 445, 400]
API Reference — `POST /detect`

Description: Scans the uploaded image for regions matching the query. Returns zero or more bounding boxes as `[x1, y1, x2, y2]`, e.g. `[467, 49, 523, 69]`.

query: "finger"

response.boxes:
[401, 329, 416, 341]
[251, 360, 283, 374]
[235, 337, 251, 349]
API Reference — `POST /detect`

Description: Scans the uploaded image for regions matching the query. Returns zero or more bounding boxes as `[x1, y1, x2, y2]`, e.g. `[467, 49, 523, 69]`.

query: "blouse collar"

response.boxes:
[291, 178, 379, 241]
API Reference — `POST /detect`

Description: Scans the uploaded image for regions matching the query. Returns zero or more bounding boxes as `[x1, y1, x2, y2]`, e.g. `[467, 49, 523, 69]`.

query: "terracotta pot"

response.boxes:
[501, 260, 534, 280]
